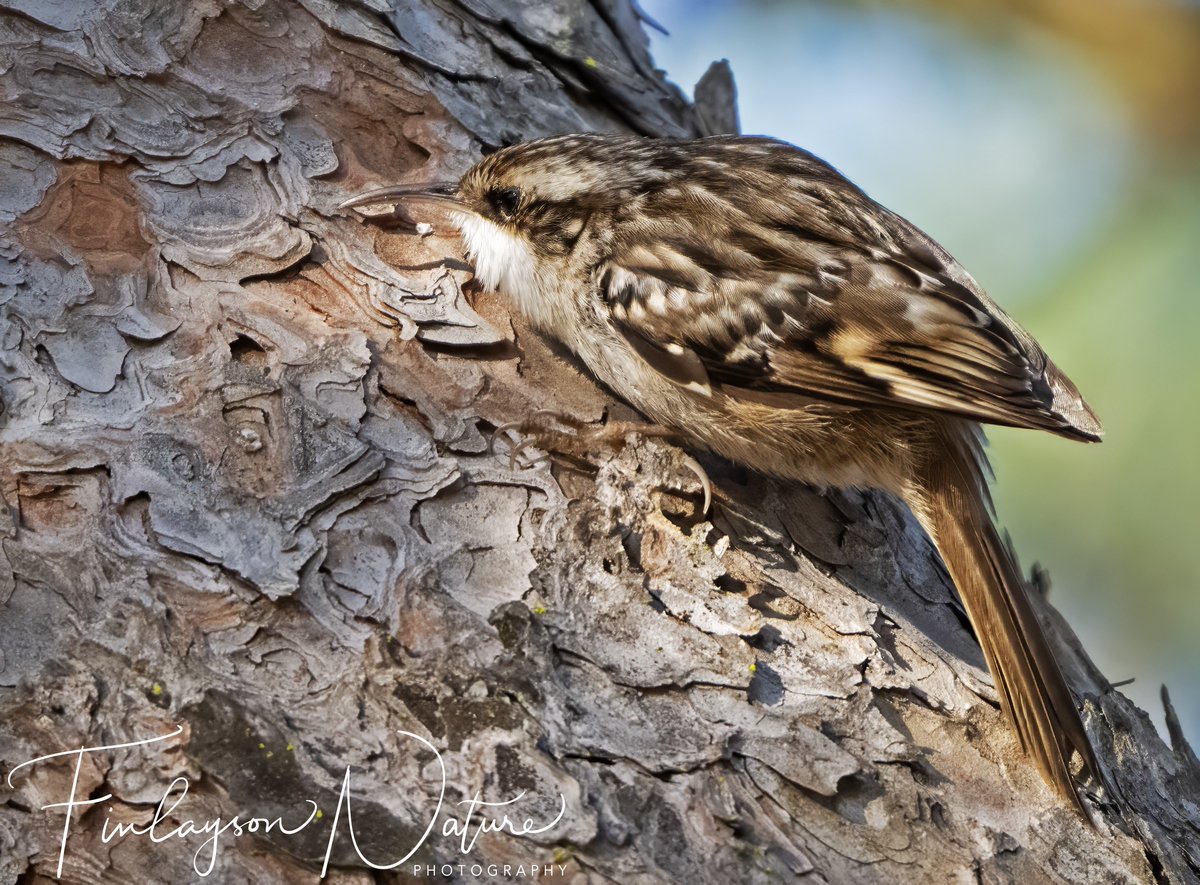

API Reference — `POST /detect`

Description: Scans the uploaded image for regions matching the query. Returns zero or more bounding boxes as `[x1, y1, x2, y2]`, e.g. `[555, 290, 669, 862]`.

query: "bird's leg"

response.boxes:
[488, 411, 712, 513]
[490, 410, 672, 466]
[489, 410, 585, 469]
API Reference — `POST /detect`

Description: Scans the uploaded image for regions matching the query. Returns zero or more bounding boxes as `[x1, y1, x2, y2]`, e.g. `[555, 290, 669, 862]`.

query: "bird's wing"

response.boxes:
[599, 197, 1101, 440]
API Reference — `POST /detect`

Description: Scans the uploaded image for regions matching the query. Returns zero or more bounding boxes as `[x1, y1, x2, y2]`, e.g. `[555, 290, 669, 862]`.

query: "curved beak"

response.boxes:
[338, 181, 468, 215]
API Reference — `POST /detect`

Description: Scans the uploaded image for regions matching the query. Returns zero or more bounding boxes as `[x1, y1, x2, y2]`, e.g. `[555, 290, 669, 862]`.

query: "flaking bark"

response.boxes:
[0, 1, 1196, 883]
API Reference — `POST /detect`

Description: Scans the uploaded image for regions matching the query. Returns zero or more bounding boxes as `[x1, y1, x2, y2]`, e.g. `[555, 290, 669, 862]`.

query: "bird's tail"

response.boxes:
[910, 427, 1097, 819]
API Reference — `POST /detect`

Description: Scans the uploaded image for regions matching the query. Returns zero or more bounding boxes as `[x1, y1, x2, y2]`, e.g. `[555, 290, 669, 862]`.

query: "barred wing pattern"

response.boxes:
[598, 140, 1101, 441]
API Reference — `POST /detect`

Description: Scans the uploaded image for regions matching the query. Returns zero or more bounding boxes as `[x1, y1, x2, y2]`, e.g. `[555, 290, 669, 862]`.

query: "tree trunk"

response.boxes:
[0, 1, 1195, 882]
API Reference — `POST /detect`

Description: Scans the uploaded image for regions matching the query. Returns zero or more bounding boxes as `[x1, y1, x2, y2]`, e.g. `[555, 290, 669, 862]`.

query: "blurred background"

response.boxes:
[642, 0, 1200, 743]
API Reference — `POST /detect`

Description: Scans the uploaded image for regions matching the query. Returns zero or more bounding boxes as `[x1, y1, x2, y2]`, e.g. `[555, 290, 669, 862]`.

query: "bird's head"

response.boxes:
[340, 134, 673, 296]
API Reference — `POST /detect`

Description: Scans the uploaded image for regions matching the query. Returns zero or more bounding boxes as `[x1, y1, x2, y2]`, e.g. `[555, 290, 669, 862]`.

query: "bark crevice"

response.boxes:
[0, 1, 1196, 883]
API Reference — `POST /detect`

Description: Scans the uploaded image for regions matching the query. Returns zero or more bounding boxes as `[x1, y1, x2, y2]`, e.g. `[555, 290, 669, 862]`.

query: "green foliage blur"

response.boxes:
[643, 0, 1200, 742]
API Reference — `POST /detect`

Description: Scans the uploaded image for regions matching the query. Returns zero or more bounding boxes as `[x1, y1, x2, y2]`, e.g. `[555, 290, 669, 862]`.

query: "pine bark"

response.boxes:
[0, 1, 1196, 883]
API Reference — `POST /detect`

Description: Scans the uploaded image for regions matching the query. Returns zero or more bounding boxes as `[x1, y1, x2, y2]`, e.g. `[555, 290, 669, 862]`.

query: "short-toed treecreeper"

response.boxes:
[342, 134, 1103, 820]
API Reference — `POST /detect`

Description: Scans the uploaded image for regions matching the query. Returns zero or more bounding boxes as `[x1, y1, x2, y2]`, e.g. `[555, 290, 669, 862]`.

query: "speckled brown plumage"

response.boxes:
[343, 133, 1104, 819]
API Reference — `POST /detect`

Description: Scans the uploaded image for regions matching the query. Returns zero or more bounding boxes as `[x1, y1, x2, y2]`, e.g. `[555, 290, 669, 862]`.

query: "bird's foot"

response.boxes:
[490, 410, 672, 467]
[489, 411, 711, 513]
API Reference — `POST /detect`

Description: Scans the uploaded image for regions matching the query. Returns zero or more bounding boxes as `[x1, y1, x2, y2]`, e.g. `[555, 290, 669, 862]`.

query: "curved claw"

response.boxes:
[489, 411, 569, 470]
[489, 419, 525, 457]
[680, 455, 713, 516]
[509, 441, 551, 472]
[488, 410, 582, 457]
[489, 427, 547, 471]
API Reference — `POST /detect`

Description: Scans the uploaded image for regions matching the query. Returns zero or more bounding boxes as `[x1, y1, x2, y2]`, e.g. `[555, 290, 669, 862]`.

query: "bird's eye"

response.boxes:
[488, 187, 522, 219]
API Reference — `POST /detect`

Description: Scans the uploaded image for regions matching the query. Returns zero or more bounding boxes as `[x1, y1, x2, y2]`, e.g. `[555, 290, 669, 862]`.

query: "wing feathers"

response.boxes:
[599, 181, 1100, 440]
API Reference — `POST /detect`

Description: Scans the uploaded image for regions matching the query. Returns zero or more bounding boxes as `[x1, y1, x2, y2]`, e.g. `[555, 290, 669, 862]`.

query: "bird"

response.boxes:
[341, 133, 1103, 818]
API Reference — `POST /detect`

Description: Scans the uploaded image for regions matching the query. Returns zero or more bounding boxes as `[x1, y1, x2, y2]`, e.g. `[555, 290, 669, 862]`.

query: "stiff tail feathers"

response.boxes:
[912, 430, 1098, 820]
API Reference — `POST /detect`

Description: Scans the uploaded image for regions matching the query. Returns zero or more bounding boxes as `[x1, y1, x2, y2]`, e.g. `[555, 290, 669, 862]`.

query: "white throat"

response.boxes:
[454, 213, 537, 297]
